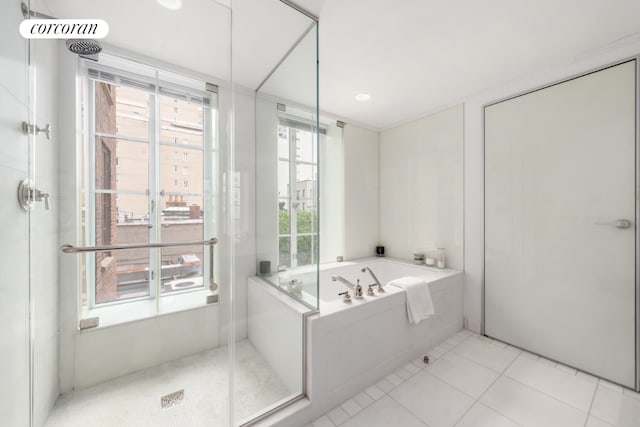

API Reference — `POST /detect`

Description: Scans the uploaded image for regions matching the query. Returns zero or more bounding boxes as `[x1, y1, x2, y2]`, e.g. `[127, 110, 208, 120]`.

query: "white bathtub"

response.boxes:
[248, 257, 464, 426]
[316, 258, 457, 304]
[271, 257, 459, 308]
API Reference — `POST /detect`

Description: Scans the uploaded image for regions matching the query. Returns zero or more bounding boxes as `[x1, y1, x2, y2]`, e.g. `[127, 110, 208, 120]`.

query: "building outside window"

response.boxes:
[85, 55, 217, 307]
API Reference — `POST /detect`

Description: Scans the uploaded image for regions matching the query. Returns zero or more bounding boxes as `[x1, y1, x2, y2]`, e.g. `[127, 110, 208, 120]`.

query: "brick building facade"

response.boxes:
[94, 82, 118, 303]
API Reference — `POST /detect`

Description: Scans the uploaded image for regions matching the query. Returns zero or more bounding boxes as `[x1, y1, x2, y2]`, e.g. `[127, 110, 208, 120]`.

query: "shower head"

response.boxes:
[65, 39, 102, 56]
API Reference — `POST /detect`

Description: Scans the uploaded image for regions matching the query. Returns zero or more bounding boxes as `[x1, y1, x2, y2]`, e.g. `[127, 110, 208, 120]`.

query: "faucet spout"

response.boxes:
[332, 275, 363, 298]
[361, 266, 385, 292]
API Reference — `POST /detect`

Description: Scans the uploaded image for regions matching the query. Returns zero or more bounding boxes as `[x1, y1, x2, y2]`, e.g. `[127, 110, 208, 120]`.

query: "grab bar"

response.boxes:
[60, 237, 218, 254]
[62, 237, 219, 300]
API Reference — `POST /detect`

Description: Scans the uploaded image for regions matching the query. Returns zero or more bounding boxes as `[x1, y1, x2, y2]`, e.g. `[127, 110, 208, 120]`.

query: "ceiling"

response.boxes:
[292, 0, 640, 130]
[43, 0, 313, 89]
[40, 0, 640, 130]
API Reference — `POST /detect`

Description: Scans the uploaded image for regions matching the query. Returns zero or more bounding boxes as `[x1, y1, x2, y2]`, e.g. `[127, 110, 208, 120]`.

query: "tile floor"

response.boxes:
[45, 339, 294, 427]
[309, 330, 640, 427]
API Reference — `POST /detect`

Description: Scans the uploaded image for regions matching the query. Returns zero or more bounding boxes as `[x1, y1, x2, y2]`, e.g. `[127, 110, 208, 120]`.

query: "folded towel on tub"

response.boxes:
[388, 276, 435, 325]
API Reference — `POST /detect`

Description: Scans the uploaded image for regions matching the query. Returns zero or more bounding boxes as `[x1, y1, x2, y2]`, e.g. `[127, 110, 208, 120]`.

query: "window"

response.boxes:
[277, 123, 318, 268]
[84, 55, 217, 309]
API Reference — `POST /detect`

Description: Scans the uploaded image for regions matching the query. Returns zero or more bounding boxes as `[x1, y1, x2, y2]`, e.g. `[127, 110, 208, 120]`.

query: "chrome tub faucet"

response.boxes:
[332, 275, 363, 299]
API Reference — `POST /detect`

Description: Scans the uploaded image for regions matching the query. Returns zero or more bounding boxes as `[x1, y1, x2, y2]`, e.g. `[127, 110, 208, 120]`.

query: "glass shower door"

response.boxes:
[0, 2, 32, 425]
[484, 60, 638, 389]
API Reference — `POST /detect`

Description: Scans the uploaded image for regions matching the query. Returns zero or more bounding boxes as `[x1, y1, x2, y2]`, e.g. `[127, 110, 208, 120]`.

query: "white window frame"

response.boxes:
[82, 55, 218, 311]
[277, 122, 321, 268]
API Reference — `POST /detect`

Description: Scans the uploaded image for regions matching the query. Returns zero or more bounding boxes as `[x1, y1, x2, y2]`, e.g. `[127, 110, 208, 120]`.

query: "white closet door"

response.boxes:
[485, 60, 637, 388]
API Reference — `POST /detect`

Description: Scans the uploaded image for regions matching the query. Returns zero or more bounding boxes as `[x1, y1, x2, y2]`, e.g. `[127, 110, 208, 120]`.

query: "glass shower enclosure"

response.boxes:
[0, 0, 318, 425]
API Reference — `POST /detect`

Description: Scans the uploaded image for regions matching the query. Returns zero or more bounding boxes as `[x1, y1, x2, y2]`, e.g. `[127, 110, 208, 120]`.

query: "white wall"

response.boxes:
[255, 95, 279, 271]
[343, 125, 380, 260]
[226, 88, 257, 343]
[0, 3, 32, 425]
[31, 37, 61, 427]
[72, 306, 220, 389]
[0, 2, 60, 425]
[57, 43, 80, 395]
[319, 123, 344, 262]
[379, 105, 464, 270]
[247, 278, 307, 395]
[463, 36, 640, 333]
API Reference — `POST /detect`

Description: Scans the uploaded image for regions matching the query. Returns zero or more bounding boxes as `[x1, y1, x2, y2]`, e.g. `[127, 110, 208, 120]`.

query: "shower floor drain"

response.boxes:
[161, 389, 184, 409]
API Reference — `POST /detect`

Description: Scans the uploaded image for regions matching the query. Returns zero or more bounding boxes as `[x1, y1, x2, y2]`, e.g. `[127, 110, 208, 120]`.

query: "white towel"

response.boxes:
[389, 276, 435, 325]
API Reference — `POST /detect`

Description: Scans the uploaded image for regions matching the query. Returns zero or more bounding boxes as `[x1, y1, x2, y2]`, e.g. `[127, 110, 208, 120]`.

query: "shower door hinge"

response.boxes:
[277, 103, 286, 112]
[336, 120, 346, 128]
[206, 83, 218, 94]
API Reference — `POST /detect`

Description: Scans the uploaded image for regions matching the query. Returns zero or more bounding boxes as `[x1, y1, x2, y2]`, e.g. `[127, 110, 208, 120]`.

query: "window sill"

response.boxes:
[82, 288, 218, 329]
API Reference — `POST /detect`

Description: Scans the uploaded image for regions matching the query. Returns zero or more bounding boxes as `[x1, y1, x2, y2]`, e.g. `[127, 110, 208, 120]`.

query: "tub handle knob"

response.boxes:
[338, 291, 351, 303]
[367, 284, 376, 296]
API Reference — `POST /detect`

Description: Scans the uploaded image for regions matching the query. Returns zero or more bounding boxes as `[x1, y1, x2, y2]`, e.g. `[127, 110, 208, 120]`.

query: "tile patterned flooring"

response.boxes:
[309, 330, 640, 427]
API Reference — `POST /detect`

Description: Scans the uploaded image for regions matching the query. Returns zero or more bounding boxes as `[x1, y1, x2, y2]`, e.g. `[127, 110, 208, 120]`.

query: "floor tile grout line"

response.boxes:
[386, 367, 479, 426]
[381, 332, 477, 427]
[384, 389, 433, 427]
[501, 369, 594, 417]
[317, 330, 479, 427]
[583, 379, 601, 427]
[447, 336, 599, 415]
[444, 337, 521, 376]
[442, 348, 522, 427]
[587, 413, 617, 427]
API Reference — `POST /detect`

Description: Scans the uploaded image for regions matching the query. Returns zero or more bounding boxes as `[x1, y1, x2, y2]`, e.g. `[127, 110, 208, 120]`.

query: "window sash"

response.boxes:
[84, 59, 216, 310]
[277, 125, 319, 268]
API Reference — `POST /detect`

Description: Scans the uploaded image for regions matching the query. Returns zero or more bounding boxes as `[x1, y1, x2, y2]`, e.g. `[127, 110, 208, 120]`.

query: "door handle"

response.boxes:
[593, 219, 632, 229]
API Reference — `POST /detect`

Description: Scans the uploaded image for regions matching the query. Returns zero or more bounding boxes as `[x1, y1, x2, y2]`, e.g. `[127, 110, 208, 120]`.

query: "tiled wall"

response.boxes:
[0, 2, 60, 425]
[31, 36, 61, 427]
[343, 125, 380, 260]
[0, 3, 31, 425]
[379, 105, 464, 270]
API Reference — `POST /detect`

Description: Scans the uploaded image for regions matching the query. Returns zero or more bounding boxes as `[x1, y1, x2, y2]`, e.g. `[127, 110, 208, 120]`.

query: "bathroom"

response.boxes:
[1, 0, 640, 426]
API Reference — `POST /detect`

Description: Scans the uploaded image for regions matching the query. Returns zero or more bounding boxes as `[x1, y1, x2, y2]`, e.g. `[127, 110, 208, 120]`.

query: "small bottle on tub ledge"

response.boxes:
[437, 248, 446, 269]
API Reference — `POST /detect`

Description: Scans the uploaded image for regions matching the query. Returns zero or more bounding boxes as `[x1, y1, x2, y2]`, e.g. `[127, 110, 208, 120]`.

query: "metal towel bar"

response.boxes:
[60, 237, 218, 254]
[61, 237, 219, 291]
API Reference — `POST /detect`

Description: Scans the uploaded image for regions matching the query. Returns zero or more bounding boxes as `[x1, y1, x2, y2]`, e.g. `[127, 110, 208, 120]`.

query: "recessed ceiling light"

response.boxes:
[156, 0, 183, 10]
[355, 93, 371, 102]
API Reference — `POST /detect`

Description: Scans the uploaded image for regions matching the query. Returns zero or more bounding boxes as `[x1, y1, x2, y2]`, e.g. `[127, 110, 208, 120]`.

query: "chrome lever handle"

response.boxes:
[593, 219, 632, 229]
[41, 124, 51, 140]
[367, 284, 376, 296]
[38, 191, 50, 210]
[338, 291, 351, 303]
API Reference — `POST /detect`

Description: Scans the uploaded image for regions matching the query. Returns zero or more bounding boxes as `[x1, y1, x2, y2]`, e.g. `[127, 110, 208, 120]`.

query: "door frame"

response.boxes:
[481, 56, 640, 391]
